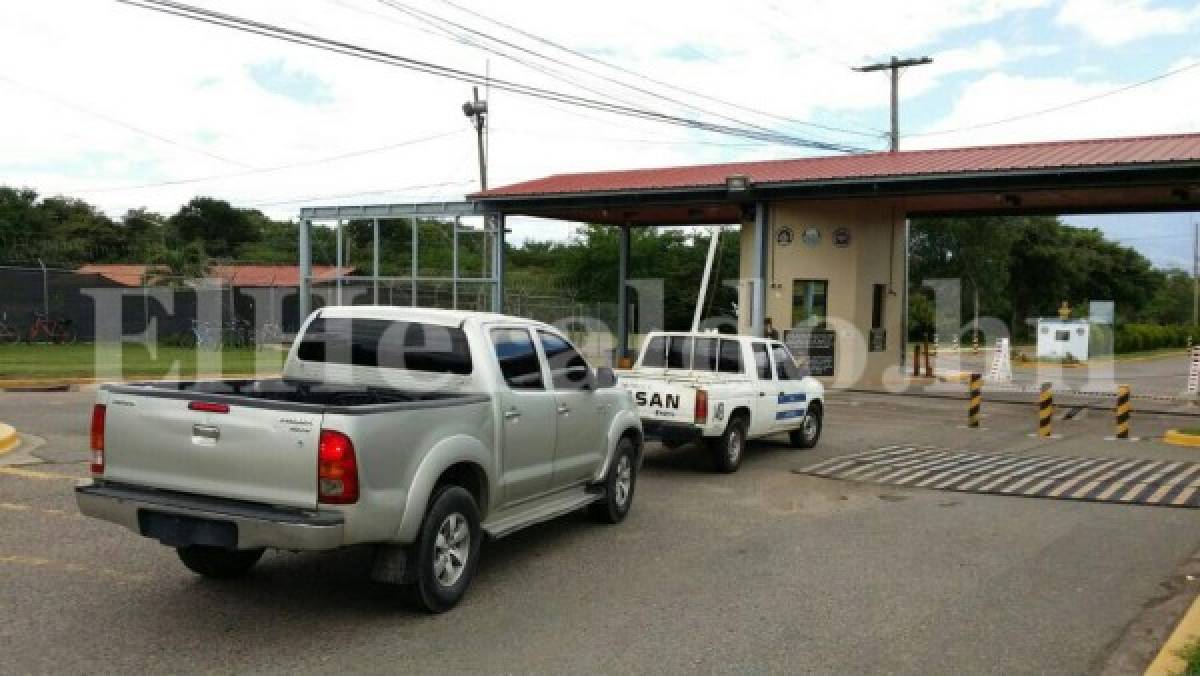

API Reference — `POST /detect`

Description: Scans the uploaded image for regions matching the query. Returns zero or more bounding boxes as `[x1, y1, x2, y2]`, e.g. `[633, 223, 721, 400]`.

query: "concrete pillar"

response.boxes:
[298, 218, 312, 321]
[617, 224, 630, 359]
[751, 202, 769, 337]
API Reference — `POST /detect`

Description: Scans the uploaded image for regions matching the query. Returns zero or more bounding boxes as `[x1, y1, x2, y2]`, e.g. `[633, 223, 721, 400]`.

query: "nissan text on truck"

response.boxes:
[76, 307, 643, 612]
[619, 331, 824, 472]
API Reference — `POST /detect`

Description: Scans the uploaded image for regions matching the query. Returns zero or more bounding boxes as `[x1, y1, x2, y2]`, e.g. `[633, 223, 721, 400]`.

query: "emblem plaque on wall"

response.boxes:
[775, 225, 794, 247]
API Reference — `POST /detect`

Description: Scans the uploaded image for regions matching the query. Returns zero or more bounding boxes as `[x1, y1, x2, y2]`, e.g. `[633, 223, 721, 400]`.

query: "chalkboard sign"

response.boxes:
[784, 329, 836, 377]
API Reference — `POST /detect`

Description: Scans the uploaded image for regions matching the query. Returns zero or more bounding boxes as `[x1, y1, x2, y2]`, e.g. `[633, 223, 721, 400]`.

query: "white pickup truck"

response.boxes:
[75, 306, 642, 612]
[619, 331, 824, 472]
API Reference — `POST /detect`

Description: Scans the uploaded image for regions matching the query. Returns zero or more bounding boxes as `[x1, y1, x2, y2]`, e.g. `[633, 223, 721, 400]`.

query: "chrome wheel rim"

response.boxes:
[614, 455, 632, 507]
[802, 414, 818, 442]
[433, 512, 470, 587]
[727, 428, 742, 463]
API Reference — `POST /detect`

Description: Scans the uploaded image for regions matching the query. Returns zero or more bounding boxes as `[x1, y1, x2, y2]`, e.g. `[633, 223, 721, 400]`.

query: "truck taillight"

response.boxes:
[695, 389, 708, 425]
[317, 429, 359, 504]
[90, 404, 106, 475]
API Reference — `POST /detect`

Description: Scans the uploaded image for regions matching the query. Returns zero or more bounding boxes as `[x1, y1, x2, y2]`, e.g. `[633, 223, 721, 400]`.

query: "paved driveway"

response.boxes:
[1, 389, 1198, 674]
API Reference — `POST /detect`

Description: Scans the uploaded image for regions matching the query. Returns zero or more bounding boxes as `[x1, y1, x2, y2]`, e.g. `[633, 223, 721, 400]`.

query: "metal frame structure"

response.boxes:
[297, 201, 504, 319]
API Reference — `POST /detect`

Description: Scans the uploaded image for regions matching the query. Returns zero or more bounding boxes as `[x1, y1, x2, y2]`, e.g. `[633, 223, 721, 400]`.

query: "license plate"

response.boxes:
[137, 510, 237, 548]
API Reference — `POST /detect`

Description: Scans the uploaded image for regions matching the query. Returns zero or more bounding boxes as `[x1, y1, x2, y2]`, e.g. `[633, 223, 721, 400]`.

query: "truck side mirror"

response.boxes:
[594, 367, 617, 389]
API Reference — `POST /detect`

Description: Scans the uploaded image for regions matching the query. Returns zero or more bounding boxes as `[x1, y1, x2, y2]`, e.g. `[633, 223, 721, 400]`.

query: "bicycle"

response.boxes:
[255, 320, 283, 350]
[190, 320, 221, 351]
[27, 313, 76, 344]
[0, 313, 22, 344]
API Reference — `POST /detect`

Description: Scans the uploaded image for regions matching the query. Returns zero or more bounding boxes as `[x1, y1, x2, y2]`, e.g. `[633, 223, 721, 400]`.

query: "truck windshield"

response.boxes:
[296, 317, 473, 374]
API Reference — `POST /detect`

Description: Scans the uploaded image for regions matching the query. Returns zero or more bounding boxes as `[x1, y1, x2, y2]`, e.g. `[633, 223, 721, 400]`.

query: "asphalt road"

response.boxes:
[2, 389, 1200, 674]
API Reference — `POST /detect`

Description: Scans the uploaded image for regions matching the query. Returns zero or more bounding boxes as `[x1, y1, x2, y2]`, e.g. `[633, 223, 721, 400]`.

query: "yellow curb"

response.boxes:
[1146, 589, 1200, 675]
[0, 466, 78, 481]
[0, 423, 18, 454]
[1012, 360, 1087, 369]
[1164, 430, 1200, 448]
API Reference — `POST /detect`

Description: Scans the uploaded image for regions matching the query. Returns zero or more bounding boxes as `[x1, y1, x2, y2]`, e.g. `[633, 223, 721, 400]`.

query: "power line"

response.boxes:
[378, 0, 864, 148]
[74, 129, 466, 194]
[909, 59, 1200, 138]
[0, 73, 254, 169]
[114, 0, 864, 152]
[235, 180, 475, 208]
[436, 0, 882, 140]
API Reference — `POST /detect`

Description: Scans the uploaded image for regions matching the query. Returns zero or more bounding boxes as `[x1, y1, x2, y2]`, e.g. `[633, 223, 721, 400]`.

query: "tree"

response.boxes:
[167, 197, 261, 257]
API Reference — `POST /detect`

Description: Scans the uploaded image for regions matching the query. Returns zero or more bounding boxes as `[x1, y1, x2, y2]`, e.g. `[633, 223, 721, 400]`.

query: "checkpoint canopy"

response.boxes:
[467, 132, 1200, 386]
[299, 132, 1200, 386]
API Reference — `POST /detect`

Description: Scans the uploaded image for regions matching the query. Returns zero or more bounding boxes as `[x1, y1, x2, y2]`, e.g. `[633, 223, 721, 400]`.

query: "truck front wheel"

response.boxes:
[176, 545, 264, 579]
[789, 402, 823, 449]
[589, 437, 638, 524]
[409, 485, 482, 613]
[709, 415, 748, 473]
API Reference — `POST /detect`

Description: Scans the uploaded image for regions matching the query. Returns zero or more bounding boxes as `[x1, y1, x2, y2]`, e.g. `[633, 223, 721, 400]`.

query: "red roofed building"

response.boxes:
[78, 264, 353, 287]
[470, 132, 1200, 385]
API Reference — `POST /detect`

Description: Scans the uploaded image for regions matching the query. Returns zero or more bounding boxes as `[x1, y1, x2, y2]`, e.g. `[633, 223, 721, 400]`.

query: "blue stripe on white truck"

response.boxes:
[777, 392, 807, 404]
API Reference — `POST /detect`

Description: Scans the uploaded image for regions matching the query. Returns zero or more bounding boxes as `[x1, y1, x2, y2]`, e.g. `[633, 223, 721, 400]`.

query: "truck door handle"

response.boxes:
[504, 409, 521, 420]
[557, 405, 570, 415]
[758, 392, 766, 397]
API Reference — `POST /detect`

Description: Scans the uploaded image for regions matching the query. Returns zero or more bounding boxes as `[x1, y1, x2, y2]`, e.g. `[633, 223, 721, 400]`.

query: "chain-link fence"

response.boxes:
[0, 265, 615, 354]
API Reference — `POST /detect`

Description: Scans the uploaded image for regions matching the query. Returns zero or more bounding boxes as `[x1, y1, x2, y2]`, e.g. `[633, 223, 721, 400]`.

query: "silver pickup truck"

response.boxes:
[76, 306, 643, 612]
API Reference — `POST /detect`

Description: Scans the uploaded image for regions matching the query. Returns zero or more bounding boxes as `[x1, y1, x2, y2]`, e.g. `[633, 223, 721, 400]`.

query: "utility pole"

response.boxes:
[853, 55, 933, 152]
[462, 86, 488, 191]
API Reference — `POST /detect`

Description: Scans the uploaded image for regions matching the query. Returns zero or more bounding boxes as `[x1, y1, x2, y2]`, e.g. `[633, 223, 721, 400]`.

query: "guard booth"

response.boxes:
[300, 132, 1200, 388]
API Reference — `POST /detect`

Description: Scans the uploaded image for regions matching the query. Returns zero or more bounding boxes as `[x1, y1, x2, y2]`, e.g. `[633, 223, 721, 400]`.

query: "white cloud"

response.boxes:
[1, 0, 1189, 232]
[909, 57, 1200, 148]
[1056, 0, 1200, 46]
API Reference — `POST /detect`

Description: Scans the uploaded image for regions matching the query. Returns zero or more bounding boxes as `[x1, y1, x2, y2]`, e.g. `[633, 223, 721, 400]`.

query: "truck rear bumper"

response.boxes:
[642, 419, 705, 442]
[75, 481, 345, 551]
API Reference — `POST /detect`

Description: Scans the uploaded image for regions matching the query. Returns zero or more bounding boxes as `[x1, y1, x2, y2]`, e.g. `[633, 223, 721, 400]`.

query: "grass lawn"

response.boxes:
[0, 343, 285, 380]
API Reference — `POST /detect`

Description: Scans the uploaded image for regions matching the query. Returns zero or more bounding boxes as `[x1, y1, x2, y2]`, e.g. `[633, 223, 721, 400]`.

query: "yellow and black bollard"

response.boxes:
[1115, 384, 1131, 439]
[1038, 382, 1054, 437]
[968, 373, 983, 428]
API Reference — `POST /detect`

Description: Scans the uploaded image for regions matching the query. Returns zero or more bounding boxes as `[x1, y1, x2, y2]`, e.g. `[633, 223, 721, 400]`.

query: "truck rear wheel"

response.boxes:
[709, 415, 747, 473]
[789, 402, 823, 449]
[409, 485, 481, 613]
[589, 437, 637, 524]
[176, 545, 264, 579]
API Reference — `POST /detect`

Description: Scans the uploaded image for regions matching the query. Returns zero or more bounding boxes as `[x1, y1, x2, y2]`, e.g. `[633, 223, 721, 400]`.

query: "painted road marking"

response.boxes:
[0, 466, 79, 481]
[0, 502, 80, 518]
[797, 445, 1200, 508]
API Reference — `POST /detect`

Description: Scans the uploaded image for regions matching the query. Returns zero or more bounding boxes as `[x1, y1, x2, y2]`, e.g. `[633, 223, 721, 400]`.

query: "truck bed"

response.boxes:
[107, 379, 487, 413]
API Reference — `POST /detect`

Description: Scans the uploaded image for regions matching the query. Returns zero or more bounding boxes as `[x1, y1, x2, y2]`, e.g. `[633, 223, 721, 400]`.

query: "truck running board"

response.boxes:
[482, 489, 600, 539]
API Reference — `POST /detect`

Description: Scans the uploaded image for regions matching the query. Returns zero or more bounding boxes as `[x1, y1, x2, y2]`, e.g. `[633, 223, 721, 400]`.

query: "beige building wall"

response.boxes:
[738, 199, 907, 387]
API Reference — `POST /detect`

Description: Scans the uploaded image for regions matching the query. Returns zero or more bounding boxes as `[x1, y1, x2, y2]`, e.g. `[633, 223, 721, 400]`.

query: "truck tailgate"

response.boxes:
[103, 392, 321, 509]
[619, 376, 697, 424]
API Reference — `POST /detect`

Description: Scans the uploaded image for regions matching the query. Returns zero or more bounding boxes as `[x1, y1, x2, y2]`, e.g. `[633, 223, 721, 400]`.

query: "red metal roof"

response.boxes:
[475, 132, 1200, 199]
[78, 264, 353, 287]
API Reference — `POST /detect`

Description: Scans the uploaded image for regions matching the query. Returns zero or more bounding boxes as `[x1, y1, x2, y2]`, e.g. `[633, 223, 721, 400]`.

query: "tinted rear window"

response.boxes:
[297, 317, 472, 374]
[667, 336, 693, 369]
[693, 338, 718, 372]
[718, 340, 742, 373]
[641, 336, 667, 367]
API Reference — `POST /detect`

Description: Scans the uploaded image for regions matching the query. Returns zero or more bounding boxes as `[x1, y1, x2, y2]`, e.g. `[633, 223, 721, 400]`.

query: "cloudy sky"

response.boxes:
[2, 0, 1198, 265]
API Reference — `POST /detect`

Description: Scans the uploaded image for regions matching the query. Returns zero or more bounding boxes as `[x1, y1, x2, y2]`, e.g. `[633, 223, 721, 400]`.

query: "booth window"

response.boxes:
[792, 280, 828, 328]
[871, 284, 885, 329]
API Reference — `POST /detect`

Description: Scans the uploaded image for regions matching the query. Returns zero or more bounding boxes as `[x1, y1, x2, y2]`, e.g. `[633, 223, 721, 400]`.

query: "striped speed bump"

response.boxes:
[798, 445, 1200, 508]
